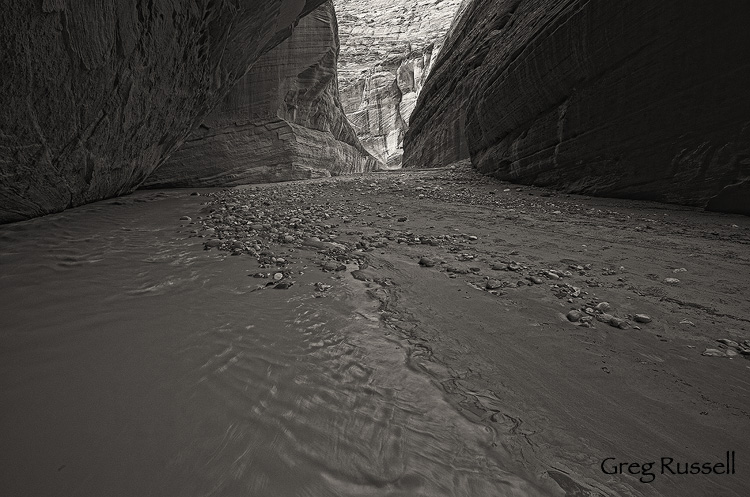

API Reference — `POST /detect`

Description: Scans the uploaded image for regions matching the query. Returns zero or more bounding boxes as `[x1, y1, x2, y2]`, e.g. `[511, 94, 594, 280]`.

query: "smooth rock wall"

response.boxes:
[0, 0, 325, 223]
[146, 1, 378, 188]
[335, 0, 463, 168]
[404, 0, 750, 213]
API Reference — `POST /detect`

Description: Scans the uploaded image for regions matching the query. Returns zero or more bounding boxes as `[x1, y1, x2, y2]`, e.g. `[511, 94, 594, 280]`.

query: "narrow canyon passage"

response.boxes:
[0, 189, 550, 497]
[2, 2, 749, 496]
[2, 166, 748, 496]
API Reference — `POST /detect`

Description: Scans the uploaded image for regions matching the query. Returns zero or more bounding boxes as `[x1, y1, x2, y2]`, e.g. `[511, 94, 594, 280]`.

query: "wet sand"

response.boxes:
[191, 161, 750, 496]
[3, 162, 748, 496]
[1, 180, 550, 496]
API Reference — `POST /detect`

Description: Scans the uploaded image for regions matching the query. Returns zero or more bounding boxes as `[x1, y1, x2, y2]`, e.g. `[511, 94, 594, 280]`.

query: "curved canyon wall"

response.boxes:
[145, 1, 378, 188]
[404, 0, 750, 214]
[335, 0, 463, 168]
[0, 0, 326, 223]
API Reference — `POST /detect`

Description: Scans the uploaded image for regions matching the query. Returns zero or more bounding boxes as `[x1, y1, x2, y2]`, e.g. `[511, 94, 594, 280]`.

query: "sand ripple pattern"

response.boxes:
[179, 299, 545, 496]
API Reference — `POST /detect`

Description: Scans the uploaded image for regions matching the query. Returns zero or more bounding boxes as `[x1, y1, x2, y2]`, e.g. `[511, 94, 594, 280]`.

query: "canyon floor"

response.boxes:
[4, 162, 747, 497]
[178, 163, 750, 496]
[190, 161, 750, 496]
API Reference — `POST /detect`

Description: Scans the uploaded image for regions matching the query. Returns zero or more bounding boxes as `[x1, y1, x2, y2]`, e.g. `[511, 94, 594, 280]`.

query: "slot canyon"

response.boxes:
[1, 2, 749, 496]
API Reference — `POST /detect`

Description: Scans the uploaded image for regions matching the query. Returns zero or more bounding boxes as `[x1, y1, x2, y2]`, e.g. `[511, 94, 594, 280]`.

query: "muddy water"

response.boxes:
[0, 191, 549, 497]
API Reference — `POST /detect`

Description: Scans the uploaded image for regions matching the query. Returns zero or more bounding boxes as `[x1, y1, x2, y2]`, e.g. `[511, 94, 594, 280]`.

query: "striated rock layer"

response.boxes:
[335, 0, 463, 168]
[404, 0, 750, 213]
[145, 1, 378, 188]
[0, 0, 326, 223]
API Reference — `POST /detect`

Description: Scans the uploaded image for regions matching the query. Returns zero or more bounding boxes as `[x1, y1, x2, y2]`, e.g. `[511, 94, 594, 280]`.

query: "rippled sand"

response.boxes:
[0, 190, 549, 496]
[2, 165, 749, 497]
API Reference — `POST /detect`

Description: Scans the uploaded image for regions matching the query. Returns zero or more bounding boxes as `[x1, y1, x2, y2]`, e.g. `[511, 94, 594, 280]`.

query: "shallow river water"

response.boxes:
[0, 191, 549, 497]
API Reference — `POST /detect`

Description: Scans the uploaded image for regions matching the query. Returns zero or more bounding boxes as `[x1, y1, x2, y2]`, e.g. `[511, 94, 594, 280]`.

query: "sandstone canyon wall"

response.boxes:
[335, 0, 464, 168]
[145, 1, 377, 188]
[0, 0, 326, 223]
[404, 0, 750, 214]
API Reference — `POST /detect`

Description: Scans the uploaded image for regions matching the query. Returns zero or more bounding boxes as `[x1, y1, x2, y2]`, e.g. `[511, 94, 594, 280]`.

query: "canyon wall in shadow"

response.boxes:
[0, 0, 326, 223]
[404, 0, 750, 214]
[145, 1, 378, 188]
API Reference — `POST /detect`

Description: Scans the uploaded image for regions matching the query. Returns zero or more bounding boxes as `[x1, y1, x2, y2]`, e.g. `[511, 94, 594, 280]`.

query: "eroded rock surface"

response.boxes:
[0, 0, 326, 223]
[145, 1, 378, 188]
[335, 0, 463, 168]
[404, 0, 750, 212]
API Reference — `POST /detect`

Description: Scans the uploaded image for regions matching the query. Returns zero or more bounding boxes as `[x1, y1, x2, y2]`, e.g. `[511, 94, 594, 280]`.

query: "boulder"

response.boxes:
[0, 0, 326, 223]
[404, 0, 750, 212]
[145, 1, 378, 188]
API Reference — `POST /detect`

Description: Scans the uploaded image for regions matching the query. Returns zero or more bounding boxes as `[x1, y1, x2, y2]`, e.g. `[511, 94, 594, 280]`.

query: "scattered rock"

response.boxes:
[446, 265, 469, 274]
[593, 313, 628, 329]
[350, 270, 370, 281]
[322, 262, 347, 272]
[609, 317, 629, 329]
[596, 313, 615, 323]
[664, 277, 681, 285]
[634, 314, 652, 323]
[715, 339, 750, 356]
[419, 257, 437, 267]
[595, 302, 611, 313]
[314, 282, 332, 292]
[486, 279, 504, 290]
[567, 310, 583, 322]
[702, 348, 727, 357]
[302, 238, 336, 250]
